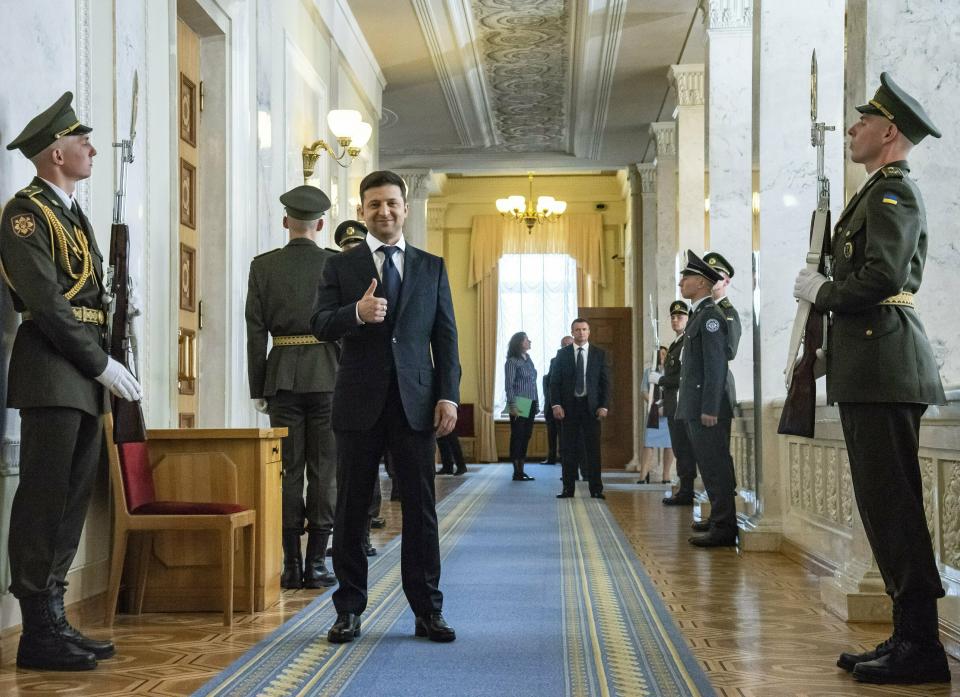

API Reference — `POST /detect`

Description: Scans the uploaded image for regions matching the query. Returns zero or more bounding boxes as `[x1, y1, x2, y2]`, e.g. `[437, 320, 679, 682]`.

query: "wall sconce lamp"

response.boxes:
[302, 109, 373, 181]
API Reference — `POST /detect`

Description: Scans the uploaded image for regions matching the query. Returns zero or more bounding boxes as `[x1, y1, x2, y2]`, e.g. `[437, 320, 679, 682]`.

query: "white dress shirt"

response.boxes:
[38, 177, 75, 209]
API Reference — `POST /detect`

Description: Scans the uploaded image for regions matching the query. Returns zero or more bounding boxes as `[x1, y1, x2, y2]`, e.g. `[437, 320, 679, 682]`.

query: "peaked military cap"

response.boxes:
[681, 250, 724, 285]
[6, 92, 92, 159]
[704, 251, 734, 278]
[669, 300, 689, 316]
[334, 219, 367, 249]
[280, 185, 331, 220]
[856, 72, 941, 145]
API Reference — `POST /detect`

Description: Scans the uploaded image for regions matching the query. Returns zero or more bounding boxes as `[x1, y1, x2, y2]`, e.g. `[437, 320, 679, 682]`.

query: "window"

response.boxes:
[494, 254, 578, 418]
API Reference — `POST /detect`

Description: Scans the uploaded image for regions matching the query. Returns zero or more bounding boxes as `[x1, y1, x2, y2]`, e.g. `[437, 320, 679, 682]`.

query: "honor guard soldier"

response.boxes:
[334, 219, 368, 251]
[246, 185, 339, 590]
[1, 92, 141, 670]
[793, 73, 950, 685]
[650, 301, 696, 505]
[675, 251, 738, 547]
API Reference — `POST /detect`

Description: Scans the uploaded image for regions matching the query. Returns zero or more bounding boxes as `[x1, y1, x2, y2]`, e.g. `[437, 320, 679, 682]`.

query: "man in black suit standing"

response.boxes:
[312, 170, 461, 644]
[551, 319, 610, 499]
[541, 335, 573, 464]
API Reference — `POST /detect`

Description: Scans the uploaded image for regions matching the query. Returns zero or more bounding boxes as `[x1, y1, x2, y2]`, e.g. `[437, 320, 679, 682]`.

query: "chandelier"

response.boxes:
[495, 172, 567, 232]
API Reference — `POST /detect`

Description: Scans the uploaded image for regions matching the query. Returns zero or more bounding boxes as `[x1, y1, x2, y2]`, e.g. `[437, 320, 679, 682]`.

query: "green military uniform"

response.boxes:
[705, 252, 741, 411]
[658, 301, 696, 505]
[2, 92, 116, 670]
[246, 185, 340, 589]
[676, 252, 737, 545]
[800, 73, 950, 684]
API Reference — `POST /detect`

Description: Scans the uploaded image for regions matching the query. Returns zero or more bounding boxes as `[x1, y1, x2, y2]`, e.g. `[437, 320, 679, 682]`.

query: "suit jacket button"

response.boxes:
[865, 329, 873, 336]
[392, 337, 397, 343]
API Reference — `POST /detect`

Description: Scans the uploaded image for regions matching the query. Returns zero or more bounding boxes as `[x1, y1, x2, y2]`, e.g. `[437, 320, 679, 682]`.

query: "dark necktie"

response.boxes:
[380, 245, 401, 319]
[575, 347, 585, 396]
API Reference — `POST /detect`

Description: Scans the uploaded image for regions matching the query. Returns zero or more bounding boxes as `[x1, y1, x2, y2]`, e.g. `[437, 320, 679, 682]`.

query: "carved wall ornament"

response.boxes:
[705, 0, 752, 31]
[826, 448, 839, 522]
[179, 159, 196, 229]
[941, 459, 960, 569]
[668, 64, 705, 107]
[636, 164, 656, 195]
[920, 456, 937, 546]
[839, 450, 853, 527]
[649, 122, 677, 158]
[180, 73, 197, 146]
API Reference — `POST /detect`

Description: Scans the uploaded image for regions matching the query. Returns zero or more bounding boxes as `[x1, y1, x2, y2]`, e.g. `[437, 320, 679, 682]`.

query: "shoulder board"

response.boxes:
[881, 166, 904, 179]
[253, 248, 281, 260]
[15, 185, 43, 199]
[718, 298, 732, 309]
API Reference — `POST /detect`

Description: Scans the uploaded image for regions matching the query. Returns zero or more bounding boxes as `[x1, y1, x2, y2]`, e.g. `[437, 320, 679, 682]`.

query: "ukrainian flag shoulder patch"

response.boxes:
[882, 192, 899, 205]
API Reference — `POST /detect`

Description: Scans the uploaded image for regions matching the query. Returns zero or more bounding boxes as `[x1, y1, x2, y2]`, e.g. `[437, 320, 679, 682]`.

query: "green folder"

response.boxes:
[514, 396, 533, 418]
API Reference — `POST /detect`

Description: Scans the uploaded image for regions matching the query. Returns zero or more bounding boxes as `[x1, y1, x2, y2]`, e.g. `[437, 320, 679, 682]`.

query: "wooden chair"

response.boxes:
[103, 413, 256, 627]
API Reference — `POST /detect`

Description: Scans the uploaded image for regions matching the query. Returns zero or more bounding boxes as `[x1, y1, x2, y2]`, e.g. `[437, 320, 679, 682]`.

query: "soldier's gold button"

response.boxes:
[865, 329, 873, 336]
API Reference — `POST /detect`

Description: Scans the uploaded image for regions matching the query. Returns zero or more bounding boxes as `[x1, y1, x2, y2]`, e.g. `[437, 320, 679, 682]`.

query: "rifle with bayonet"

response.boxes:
[108, 72, 147, 443]
[646, 295, 661, 429]
[778, 51, 834, 438]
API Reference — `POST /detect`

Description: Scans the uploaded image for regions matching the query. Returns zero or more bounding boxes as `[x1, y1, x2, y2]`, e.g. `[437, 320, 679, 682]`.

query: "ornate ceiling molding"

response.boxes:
[570, 0, 628, 160]
[649, 122, 677, 159]
[704, 0, 752, 32]
[471, 0, 569, 152]
[668, 63, 705, 107]
[412, 0, 497, 148]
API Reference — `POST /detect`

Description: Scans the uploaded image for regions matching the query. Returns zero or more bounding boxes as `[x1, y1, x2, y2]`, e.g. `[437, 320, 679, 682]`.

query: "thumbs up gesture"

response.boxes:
[357, 277, 388, 323]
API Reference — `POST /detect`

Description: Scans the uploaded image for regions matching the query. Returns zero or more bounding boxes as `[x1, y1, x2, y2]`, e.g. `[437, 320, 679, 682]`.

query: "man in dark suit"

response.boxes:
[246, 185, 339, 591]
[675, 251, 737, 547]
[312, 170, 461, 644]
[551, 318, 610, 499]
[541, 335, 573, 464]
[2, 93, 141, 670]
[794, 74, 949, 685]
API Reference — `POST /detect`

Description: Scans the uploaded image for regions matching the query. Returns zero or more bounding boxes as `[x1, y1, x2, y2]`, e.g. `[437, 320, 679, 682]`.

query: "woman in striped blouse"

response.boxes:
[505, 331, 538, 481]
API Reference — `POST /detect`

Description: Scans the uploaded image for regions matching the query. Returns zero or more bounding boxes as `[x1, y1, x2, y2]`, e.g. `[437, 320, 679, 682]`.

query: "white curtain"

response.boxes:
[493, 254, 578, 418]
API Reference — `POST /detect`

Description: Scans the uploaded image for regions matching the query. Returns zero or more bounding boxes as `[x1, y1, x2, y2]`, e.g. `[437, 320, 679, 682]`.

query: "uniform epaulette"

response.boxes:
[718, 298, 732, 309]
[253, 248, 281, 260]
[881, 166, 904, 179]
[15, 185, 43, 199]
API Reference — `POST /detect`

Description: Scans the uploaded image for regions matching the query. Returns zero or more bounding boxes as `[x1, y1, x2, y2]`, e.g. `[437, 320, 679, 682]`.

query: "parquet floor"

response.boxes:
[0, 465, 956, 696]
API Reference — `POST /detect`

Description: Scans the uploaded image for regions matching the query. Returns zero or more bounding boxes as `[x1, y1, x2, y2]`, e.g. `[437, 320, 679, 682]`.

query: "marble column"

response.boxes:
[426, 201, 447, 257]
[649, 122, 678, 342]
[397, 170, 433, 249]
[668, 64, 706, 258]
[755, 0, 856, 606]
[705, 0, 753, 400]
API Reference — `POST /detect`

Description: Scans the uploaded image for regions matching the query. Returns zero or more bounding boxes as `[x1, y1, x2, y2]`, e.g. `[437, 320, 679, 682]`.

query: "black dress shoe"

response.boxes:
[454, 465, 467, 475]
[540, 458, 556, 465]
[662, 495, 694, 506]
[436, 468, 454, 475]
[852, 639, 950, 684]
[327, 613, 361, 643]
[370, 517, 386, 529]
[590, 492, 605, 499]
[556, 490, 574, 499]
[838, 638, 897, 672]
[691, 520, 711, 532]
[688, 533, 737, 547]
[414, 612, 456, 642]
[636, 473, 650, 484]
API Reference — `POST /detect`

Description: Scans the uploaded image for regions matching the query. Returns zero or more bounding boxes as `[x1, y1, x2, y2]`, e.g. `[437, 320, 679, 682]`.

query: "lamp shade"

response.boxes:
[327, 110, 362, 139]
[536, 196, 555, 213]
[552, 200, 567, 215]
[496, 198, 512, 213]
[351, 121, 373, 148]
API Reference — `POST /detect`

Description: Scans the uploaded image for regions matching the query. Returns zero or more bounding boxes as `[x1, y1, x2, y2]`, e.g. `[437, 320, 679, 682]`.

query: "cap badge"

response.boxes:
[843, 241, 854, 259]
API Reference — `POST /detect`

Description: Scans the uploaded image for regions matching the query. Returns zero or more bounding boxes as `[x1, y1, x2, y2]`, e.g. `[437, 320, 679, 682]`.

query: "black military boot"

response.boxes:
[838, 599, 902, 671]
[281, 529, 304, 589]
[363, 518, 378, 557]
[16, 594, 97, 671]
[852, 597, 951, 684]
[302, 532, 337, 588]
[50, 585, 115, 659]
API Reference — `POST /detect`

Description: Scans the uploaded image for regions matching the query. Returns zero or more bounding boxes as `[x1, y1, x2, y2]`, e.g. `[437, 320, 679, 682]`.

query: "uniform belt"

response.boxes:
[272, 334, 326, 346]
[22, 307, 106, 325]
[879, 291, 915, 307]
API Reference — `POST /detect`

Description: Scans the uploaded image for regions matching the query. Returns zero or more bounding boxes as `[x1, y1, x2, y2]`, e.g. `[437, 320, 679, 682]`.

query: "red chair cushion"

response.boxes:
[118, 442, 156, 512]
[131, 501, 249, 515]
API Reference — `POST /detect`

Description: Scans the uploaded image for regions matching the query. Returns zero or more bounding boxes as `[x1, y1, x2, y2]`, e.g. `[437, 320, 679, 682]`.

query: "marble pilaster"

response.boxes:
[705, 1, 753, 399]
[649, 122, 679, 342]
[629, 163, 657, 463]
[668, 64, 706, 258]
[397, 170, 433, 249]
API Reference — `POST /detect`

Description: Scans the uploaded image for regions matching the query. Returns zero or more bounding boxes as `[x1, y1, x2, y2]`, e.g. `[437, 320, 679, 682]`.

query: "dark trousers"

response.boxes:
[508, 400, 537, 461]
[544, 412, 560, 461]
[684, 419, 737, 535]
[332, 378, 442, 616]
[839, 403, 944, 601]
[269, 390, 337, 534]
[561, 398, 602, 494]
[668, 415, 697, 495]
[437, 432, 464, 470]
[8, 407, 102, 598]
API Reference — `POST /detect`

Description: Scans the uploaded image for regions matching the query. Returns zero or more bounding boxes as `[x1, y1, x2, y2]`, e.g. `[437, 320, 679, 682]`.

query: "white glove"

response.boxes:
[813, 348, 827, 380]
[648, 370, 662, 385]
[252, 398, 269, 414]
[96, 357, 142, 402]
[793, 268, 828, 303]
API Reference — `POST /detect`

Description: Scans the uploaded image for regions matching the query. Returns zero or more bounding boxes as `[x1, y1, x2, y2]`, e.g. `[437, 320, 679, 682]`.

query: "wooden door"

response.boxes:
[177, 21, 200, 425]
[578, 307, 632, 467]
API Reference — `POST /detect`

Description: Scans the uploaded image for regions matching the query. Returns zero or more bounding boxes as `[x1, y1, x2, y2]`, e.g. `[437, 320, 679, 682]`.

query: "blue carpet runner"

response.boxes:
[195, 465, 714, 697]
